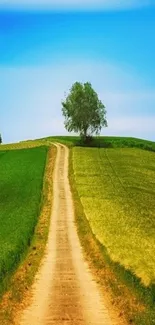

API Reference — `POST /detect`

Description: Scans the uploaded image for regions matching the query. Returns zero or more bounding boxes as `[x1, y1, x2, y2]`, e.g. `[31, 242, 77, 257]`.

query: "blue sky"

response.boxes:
[0, 1, 155, 143]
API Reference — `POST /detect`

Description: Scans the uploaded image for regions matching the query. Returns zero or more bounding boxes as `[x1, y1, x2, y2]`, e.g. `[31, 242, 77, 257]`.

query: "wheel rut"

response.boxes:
[20, 144, 113, 325]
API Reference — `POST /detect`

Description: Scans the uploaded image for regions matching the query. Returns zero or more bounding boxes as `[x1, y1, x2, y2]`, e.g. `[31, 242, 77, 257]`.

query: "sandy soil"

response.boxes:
[19, 143, 117, 325]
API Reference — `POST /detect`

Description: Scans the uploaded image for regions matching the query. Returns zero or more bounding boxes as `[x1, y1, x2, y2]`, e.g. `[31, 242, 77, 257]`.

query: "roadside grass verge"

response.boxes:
[71, 146, 155, 325]
[0, 145, 56, 325]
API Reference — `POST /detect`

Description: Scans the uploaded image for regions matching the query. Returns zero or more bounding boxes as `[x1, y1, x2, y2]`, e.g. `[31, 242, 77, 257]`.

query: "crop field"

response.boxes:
[0, 139, 44, 151]
[73, 147, 155, 287]
[0, 146, 47, 294]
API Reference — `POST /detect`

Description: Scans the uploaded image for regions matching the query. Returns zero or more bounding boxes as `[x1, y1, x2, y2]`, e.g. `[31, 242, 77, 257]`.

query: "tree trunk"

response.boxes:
[83, 128, 88, 143]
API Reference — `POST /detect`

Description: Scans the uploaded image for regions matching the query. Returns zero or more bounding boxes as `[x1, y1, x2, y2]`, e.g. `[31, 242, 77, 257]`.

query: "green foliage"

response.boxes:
[0, 134, 2, 144]
[0, 146, 47, 295]
[61, 82, 107, 139]
[73, 147, 155, 288]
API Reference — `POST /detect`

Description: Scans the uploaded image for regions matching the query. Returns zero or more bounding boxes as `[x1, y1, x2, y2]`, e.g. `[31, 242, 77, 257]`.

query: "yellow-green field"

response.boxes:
[73, 147, 155, 287]
[0, 140, 44, 151]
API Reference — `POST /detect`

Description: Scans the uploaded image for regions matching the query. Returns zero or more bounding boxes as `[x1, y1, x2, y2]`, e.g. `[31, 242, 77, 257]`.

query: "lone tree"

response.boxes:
[0, 134, 2, 144]
[62, 82, 107, 141]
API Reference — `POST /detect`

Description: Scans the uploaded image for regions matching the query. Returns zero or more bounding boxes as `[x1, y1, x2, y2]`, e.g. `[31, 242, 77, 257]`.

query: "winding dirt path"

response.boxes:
[20, 143, 114, 325]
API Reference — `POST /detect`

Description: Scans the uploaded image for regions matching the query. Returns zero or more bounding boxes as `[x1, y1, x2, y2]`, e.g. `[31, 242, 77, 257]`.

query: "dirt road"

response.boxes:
[20, 143, 113, 325]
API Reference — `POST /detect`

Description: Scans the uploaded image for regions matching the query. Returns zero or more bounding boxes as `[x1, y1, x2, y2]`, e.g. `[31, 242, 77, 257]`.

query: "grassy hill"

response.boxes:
[2, 135, 155, 151]
[0, 140, 44, 151]
[40, 135, 155, 152]
[1, 135, 155, 324]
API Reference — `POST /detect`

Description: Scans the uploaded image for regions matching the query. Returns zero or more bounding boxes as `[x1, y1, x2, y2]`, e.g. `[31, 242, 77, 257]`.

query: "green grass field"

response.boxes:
[40, 135, 155, 152]
[1, 135, 155, 324]
[2, 135, 155, 152]
[73, 147, 155, 288]
[0, 140, 44, 151]
[0, 146, 48, 295]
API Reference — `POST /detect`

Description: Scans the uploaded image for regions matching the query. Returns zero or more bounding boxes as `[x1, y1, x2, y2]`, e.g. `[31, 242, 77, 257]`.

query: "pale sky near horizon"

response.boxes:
[0, 1, 155, 143]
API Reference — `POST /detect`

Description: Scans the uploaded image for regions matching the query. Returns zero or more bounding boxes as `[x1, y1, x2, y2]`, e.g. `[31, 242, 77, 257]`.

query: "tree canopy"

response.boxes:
[62, 82, 107, 141]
